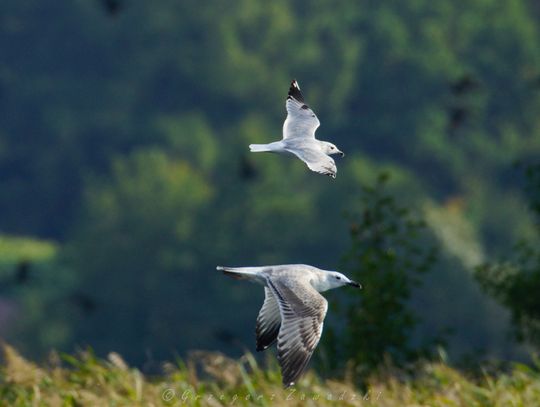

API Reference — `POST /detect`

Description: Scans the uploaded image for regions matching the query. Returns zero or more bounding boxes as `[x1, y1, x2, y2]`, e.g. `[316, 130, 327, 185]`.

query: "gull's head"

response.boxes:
[322, 142, 345, 157]
[315, 271, 362, 292]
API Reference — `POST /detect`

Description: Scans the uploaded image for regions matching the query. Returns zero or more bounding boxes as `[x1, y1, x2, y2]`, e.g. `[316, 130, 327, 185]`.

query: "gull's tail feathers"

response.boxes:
[249, 144, 274, 153]
[217, 266, 264, 281]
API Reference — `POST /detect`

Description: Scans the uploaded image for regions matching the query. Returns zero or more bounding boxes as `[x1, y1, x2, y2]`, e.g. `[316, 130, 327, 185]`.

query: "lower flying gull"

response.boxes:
[217, 264, 361, 387]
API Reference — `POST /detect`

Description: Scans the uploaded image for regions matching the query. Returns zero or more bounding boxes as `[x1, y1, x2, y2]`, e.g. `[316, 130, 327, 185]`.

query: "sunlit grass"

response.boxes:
[2, 345, 540, 406]
[0, 235, 58, 265]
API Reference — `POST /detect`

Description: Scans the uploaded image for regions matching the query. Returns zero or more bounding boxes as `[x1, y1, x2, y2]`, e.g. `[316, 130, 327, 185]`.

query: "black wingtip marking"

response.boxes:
[256, 342, 272, 352]
[288, 79, 305, 103]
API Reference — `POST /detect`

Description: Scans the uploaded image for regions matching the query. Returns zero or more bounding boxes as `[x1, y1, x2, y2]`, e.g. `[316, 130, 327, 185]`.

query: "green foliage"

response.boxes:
[476, 164, 540, 346]
[2, 0, 540, 364]
[66, 149, 214, 361]
[0, 236, 76, 358]
[153, 112, 219, 173]
[525, 163, 540, 224]
[0, 236, 57, 266]
[325, 174, 438, 374]
[2, 345, 540, 406]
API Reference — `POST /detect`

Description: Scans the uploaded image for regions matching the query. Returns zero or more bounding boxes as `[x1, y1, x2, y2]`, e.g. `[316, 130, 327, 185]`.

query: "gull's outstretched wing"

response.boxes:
[266, 276, 328, 388]
[283, 80, 320, 140]
[255, 287, 281, 351]
[286, 145, 337, 178]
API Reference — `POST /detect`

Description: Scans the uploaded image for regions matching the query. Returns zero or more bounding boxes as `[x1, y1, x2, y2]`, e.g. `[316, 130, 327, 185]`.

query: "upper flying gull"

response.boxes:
[249, 80, 345, 178]
[217, 264, 361, 387]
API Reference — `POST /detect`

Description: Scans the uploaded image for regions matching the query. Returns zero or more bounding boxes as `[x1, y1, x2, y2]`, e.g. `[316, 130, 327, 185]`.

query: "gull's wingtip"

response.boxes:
[287, 79, 305, 102]
[216, 266, 224, 271]
[283, 380, 295, 389]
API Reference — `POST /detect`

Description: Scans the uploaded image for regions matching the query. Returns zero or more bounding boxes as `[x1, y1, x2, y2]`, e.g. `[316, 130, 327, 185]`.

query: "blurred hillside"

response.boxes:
[1, 0, 540, 366]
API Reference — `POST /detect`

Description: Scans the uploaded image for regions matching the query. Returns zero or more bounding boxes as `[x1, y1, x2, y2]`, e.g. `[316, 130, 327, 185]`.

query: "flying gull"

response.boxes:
[217, 264, 361, 387]
[249, 80, 344, 178]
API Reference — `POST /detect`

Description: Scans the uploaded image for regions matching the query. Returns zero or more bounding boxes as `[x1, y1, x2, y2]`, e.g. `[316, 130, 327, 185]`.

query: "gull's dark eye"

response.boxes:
[336, 276, 341, 280]
[331, 146, 335, 150]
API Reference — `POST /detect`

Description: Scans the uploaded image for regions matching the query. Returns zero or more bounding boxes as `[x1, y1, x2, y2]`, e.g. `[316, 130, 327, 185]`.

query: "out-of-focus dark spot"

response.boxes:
[0, 261, 32, 292]
[448, 106, 468, 132]
[214, 328, 236, 345]
[450, 75, 479, 95]
[100, 0, 123, 17]
[69, 292, 97, 315]
[350, 222, 360, 236]
[239, 155, 257, 181]
[14, 261, 31, 285]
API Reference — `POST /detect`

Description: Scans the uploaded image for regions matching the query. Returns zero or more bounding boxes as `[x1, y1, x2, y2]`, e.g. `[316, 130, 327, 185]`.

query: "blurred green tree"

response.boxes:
[66, 148, 213, 362]
[0, 235, 75, 358]
[323, 173, 438, 376]
[476, 163, 540, 346]
[2, 0, 540, 362]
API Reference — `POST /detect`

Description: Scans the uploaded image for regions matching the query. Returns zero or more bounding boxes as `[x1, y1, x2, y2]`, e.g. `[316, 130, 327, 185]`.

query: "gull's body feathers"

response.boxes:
[284, 141, 337, 178]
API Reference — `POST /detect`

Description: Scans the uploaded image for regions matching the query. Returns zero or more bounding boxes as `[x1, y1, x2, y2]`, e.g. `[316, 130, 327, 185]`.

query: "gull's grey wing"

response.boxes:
[286, 145, 337, 178]
[283, 80, 320, 140]
[266, 276, 328, 388]
[255, 287, 281, 351]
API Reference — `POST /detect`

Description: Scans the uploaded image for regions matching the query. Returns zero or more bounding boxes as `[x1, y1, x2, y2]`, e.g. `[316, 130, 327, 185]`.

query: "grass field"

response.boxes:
[1, 344, 540, 406]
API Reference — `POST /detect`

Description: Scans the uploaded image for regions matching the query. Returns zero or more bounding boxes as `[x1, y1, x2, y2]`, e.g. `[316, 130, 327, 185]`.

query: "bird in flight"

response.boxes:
[249, 80, 344, 178]
[217, 264, 361, 387]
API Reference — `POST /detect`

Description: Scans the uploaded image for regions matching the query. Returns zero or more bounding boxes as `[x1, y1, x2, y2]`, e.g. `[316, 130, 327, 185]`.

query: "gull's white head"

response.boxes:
[321, 141, 345, 157]
[312, 270, 361, 292]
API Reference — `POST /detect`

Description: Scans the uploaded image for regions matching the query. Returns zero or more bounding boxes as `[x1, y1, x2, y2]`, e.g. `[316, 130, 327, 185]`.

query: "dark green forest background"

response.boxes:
[1, 0, 540, 370]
